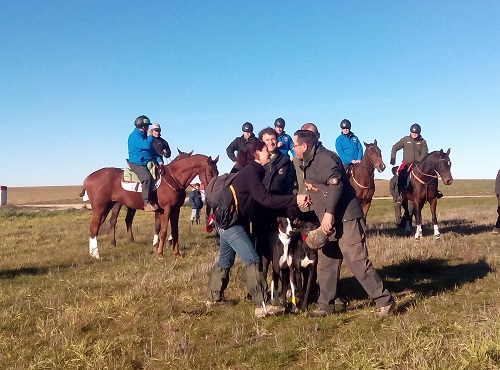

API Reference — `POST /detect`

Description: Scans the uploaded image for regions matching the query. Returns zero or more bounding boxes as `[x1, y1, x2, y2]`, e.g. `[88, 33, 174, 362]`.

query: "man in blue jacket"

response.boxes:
[335, 119, 363, 171]
[128, 115, 160, 212]
[274, 117, 295, 159]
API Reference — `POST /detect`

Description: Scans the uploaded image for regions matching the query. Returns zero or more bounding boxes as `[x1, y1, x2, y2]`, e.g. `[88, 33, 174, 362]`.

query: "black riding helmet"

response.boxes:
[134, 115, 152, 128]
[242, 122, 253, 133]
[410, 123, 421, 134]
[340, 119, 351, 129]
[274, 117, 285, 128]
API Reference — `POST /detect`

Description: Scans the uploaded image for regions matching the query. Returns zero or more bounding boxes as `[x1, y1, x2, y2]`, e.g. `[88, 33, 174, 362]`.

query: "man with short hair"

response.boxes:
[128, 115, 161, 212]
[293, 129, 395, 319]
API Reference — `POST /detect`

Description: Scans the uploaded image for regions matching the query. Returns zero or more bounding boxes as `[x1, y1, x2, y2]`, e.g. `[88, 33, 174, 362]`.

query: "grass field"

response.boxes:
[1, 183, 500, 369]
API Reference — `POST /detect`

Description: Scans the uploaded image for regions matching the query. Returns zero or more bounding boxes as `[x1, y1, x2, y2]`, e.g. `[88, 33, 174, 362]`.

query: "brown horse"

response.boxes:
[108, 149, 193, 247]
[80, 154, 219, 259]
[402, 149, 453, 239]
[349, 140, 386, 218]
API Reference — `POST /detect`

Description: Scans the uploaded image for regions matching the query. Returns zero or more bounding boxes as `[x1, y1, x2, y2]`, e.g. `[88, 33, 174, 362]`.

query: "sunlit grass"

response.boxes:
[1, 195, 500, 369]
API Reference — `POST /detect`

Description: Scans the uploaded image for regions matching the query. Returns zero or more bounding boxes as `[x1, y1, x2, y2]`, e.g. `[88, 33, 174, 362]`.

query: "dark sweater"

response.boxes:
[231, 160, 296, 222]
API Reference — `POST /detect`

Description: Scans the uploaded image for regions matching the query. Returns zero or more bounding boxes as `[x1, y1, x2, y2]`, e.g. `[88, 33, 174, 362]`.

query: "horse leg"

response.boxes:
[403, 201, 412, 236]
[89, 203, 114, 258]
[152, 211, 161, 246]
[109, 203, 121, 247]
[170, 207, 182, 257]
[156, 210, 170, 258]
[125, 207, 136, 242]
[429, 197, 440, 239]
[413, 201, 423, 240]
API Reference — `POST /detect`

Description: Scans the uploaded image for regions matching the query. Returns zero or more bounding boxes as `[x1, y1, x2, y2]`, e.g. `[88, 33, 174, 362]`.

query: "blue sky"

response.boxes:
[1, 1, 499, 187]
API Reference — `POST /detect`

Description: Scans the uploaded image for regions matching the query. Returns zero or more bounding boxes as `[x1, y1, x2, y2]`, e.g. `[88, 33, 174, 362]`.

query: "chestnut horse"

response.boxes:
[80, 154, 219, 259]
[348, 140, 386, 218]
[108, 149, 193, 247]
[402, 149, 453, 239]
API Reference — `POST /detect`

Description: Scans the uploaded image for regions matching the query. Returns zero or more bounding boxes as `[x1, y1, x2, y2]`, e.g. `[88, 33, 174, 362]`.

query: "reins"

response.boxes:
[161, 167, 185, 192]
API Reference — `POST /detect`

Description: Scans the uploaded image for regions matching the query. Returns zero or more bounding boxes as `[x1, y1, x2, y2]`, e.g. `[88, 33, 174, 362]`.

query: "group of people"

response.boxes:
[126, 114, 499, 320]
[207, 118, 399, 319]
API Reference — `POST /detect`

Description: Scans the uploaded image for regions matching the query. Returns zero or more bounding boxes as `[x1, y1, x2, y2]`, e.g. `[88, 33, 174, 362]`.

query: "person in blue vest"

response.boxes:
[335, 119, 363, 172]
[128, 115, 161, 212]
[274, 117, 295, 159]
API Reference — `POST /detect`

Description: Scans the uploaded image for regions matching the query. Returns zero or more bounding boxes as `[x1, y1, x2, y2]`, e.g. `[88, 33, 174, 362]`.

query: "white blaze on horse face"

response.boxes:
[89, 237, 100, 259]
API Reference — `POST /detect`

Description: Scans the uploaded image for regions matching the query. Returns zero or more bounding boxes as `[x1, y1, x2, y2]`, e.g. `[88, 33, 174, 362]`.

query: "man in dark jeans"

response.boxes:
[128, 115, 160, 212]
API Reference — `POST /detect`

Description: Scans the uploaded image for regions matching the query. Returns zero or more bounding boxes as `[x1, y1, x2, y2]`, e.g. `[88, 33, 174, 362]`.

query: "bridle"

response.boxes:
[350, 145, 379, 190]
[412, 157, 450, 185]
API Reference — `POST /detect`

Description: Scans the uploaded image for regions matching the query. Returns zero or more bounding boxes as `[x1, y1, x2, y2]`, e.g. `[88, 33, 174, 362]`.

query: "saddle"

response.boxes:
[397, 162, 415, 193]
[123, 161, 159, 183]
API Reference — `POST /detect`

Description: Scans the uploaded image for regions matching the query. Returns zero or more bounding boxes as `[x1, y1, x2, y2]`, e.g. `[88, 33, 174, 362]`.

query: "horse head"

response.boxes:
[436, 148, 453, 185]
[363, 140, 386, 173]
[199, 155, 219, 189]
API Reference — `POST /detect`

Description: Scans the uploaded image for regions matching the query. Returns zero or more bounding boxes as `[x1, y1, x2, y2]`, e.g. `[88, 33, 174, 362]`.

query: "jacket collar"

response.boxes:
[302, 142, 323, 169]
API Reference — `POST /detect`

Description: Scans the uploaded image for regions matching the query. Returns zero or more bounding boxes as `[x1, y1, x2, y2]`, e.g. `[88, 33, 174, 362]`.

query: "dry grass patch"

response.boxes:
[1, 197, 500, 369]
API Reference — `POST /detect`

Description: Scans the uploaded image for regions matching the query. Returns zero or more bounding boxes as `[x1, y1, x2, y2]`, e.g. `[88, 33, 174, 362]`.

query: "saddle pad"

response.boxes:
[121, 177, 162, 193]
[123, 167, 141, 183]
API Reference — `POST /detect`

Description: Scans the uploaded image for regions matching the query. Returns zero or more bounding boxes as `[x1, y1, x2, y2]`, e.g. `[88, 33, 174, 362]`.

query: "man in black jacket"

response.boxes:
[226, 122, 257, 163]
[293, 129, 395, 319]
[151, 123, 171, 164]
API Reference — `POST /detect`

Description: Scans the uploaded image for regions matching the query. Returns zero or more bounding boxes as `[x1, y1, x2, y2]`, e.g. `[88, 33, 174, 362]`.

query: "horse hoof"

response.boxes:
[435, 234, 441, 240]
[157, 254, 164, 260]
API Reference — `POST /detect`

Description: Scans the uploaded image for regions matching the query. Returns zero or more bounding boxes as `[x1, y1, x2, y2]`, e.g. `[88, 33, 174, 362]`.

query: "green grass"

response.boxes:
[1, 197, 500, 369]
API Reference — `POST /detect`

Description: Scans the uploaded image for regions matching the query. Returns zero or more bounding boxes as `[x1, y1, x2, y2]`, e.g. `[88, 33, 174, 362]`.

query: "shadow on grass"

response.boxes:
[368, 218, 494, 238]
[0, 263, 87, 280]
[339, 257, 493, 311]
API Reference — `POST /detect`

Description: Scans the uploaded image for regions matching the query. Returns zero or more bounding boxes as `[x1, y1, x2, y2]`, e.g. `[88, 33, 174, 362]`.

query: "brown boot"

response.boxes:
[144, 203, 159, 212]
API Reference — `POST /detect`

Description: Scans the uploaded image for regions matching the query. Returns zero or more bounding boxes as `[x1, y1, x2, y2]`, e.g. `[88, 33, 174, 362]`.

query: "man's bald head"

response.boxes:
[301, 123, 320, 139]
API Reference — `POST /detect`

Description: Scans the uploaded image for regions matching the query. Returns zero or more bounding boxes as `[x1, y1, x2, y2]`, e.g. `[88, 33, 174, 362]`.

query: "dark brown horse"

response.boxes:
[402, 149, 453, 239]
[80, 154, 219, 258]
[349, 140, 386, 218]
[108, 149, 193, 247]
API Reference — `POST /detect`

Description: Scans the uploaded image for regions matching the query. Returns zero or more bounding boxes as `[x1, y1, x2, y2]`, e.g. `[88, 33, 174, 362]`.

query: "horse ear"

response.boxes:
[212, 155, 220, 164]
[177, 148, 182, 154]
[374, 139, 377, 145]
[363, 141, 368, 147]
[446, 148, 451, 155]
[440, 149, 444, 154]
[188, 150, 194, 156]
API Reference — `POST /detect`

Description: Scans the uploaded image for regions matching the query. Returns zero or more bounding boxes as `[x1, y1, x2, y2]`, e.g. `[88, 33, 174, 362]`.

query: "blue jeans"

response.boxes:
[218, 224, 260, 268]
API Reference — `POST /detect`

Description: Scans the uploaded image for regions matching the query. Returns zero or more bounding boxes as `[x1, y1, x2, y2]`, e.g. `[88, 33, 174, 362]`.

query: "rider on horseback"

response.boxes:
[128, 115, 161, 212]
[390, 123, 442, 202]
[335, 119, 363, 172]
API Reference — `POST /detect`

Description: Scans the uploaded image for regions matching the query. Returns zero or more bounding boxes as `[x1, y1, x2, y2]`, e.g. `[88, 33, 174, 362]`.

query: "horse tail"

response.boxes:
[79, 175, 90, 198]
